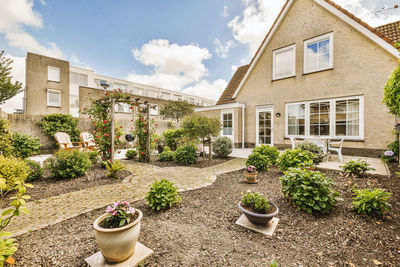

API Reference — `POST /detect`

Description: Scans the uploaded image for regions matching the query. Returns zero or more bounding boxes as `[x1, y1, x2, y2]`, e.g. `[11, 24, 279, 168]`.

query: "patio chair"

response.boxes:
[290, 137, 296, 149]
[80, 132, 96, 151]
[54, 132, 84, 151]
[328, 139, 344, 162]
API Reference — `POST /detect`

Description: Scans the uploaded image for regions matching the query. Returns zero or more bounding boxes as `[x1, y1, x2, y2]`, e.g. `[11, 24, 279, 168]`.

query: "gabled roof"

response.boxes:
[376, 21, 400, 44]
[216, 65, 249, 105]
[225, 0, 400, 101]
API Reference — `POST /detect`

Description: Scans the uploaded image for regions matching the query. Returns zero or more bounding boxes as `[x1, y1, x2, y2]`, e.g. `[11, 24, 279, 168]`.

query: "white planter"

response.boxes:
[93, 209, 142, 263]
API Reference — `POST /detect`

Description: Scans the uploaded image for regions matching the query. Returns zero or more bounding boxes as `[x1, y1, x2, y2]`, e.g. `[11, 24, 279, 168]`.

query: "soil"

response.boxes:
[242, 203, 277, 215]
[0, 165, 131, 209]
[148, 156, 233, 169]
[13, 167, 400, 266]
[98, 212, 139, 229]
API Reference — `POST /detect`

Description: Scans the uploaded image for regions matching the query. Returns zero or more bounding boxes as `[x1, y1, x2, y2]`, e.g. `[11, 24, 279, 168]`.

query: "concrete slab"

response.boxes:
[85, 242, 153, 267]
[236, 215, 279, 236]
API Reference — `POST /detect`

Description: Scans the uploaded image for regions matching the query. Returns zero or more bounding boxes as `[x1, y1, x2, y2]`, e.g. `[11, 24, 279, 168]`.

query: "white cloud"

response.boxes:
[231, 65, 239, 73]
[182, 79, 228, 100]
[223, 5, 229, 18]
[214, 39, 235, 58]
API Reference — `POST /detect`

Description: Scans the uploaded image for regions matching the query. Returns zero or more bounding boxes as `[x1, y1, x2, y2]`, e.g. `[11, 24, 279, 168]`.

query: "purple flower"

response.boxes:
[106, 206, 114, 213]
[384, 150, 395, 157]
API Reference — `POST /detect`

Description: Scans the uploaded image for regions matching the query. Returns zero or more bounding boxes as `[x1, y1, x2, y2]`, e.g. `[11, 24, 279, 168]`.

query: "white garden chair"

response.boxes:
[80, 132, 96, 151]
[328, 139, 344, 162]
[54, 132, 84, 151]
[290, 137, 296, 149]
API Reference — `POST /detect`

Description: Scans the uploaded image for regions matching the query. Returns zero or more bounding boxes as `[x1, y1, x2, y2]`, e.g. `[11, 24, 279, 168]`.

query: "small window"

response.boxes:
[304, 32, 333, 73]
[222, 113, 233, 136]
[48, 66, 60, 82]
[116, 103, 131, 113]
[273, 44, 296, 80]
[150, 104, 158, 116]
[47, 89, 61, 107]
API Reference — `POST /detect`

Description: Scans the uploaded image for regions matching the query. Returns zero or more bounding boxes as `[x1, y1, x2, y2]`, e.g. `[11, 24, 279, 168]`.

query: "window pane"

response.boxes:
[286, 104, 305, 136]
[70, 72, 78, 84]
[78, 74, 88, 86]
[48, 66, 60, 82]
[335, 99, 360, 137]
[306, 36, 331, 72]
[309, 101, 330, 136]
[48, 91, 60, 106]
[274, 47, 294, 79]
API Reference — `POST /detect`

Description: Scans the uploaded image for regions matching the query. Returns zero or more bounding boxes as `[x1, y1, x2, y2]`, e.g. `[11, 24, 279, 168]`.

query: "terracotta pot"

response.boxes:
[93, 209, 143, 263]
[238, 201, 279, 226]
[245, 171, 258, 183]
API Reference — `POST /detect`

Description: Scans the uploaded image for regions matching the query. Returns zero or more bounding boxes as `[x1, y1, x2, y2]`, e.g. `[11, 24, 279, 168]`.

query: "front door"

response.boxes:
[256, 106, 274, 146]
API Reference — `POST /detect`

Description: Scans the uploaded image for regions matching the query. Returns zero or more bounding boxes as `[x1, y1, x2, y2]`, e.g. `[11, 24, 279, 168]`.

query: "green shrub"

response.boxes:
[0, 117, 12, 157]
[24, 159, 44, 182]
[246, 152, 270, 171]
[86, 151, 100, 164]
[145, 179, 181, 211]
[212, 136, 233, 158]
[39, 113, 80, 141]
[340, 160, 375, 177]
[126, 149, 138, 160]
[47, 150, 92, 179]
[277, 148, 314, 171]
[280, 168, 339, 214]
[241, 191, 270, 214]
[253, 145, 280, 165]
[387, 134, 399, 157]
[296, 142, 326, 165]
[352, 188, 391, 216]
[159, 147, 175, 162]
[175, 143, 197, 165]
[162, 128, 184, 150]
[11, 132, 41, 159]
[0, 156, 30, 193]
[105, 160, 125, 179]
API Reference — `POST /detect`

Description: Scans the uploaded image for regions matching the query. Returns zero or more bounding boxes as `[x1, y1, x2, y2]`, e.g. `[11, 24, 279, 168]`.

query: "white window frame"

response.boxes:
[220, 109, 234, 141]
[272, 44, 296, 80]
[285, 95, 364, 140]
[150, 104, 158, 116]
[304, 32, 334, 74]
[48, 66, 60, 82]
[47, 89, 61, 107]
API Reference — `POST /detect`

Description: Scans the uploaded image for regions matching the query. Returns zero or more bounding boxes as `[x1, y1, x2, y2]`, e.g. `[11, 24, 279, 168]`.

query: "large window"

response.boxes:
[273, 44, 296, 80]
[286, 96, 363, 139]
[70, 72, 88, 86]
[304, 32, 333, 74]
[48, 66, 60, 82]
[47, 89, 61, 107]
[222, 112, 233, 136]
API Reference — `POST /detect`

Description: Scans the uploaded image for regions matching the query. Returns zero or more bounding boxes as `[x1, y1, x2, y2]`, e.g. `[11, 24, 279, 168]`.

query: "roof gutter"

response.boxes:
[194, 102, 246, 112]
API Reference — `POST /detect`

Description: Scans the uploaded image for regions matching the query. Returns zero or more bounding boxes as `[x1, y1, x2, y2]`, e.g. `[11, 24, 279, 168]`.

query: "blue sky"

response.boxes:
[1, 0, 400, 112]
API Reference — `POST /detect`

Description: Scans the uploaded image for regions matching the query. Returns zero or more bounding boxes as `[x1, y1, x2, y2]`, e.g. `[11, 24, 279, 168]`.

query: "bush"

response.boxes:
[381, 150, 397, 163]
[277, 148, 314, 171]
[340, 160, 375, 177]
[387, 134, 399, 157]
[86, 151, 100, 164]
[105, 160, 125, 179]
[11, 132, 41, 159]
[296, 142, 326, 165]
[24, 159, 44, 182]
[39, 113, 80, 141]
[212, 136, 233, 158]
[352, 188, 391, 216]
[0, 117, 12, 157]
[280, 168, 339, 214]
[246, 152, 270, 171]
[241, 191, 270, 214]
[47, 150, 92, 179]
[0, 156, 30, 193]
[159, 147, 175, 162]
[162, 128, 184, 150]
[175, 143, 197, 165]
[126, 149, 138, 160]
[145, 179, 181, 211]
[253, 145, 280, 165]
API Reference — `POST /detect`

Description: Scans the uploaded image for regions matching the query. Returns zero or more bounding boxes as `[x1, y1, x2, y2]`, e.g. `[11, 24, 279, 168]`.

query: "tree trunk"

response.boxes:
[208, 137, 212, 161]
[146, 104, 151, 163]
[202, 138, 206, 158]
[111, 99, 115, 163]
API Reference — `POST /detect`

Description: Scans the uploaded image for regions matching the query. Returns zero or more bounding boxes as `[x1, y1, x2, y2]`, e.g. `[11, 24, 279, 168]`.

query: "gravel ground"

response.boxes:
[13, 167, 400, 266]
[148, 156, 233, 169]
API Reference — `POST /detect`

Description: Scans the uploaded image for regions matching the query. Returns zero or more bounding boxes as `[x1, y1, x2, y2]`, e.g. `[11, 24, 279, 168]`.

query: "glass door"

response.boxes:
[256, 106, 273, 146]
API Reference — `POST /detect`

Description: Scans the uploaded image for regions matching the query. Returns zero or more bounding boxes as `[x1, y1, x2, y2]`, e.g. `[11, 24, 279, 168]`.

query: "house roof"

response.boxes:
[216, 0, 400, 104]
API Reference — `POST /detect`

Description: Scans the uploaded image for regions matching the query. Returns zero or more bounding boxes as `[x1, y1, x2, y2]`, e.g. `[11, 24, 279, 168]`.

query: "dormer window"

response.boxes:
[304, 32, 333, 74]
[272, 44, 296, 80]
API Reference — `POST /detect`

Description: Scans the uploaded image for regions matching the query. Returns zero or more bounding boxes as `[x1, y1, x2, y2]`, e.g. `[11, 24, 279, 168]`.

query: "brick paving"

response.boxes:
[6, 158, 246, 237]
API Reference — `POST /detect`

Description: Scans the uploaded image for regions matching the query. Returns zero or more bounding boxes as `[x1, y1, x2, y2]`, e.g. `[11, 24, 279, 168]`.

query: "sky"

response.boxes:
[1, 0, 400, 113]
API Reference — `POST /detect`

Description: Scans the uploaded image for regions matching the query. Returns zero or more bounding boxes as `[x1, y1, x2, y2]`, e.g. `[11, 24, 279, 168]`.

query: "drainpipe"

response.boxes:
[242, 104, 245, 149]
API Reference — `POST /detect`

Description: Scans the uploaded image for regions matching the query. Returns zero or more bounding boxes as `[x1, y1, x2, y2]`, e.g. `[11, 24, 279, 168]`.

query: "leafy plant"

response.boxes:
[105, 160, 125, 178]
[241, 191, 270, 214]
[0, 156, 30, 195]
[212, 136, 233, 158]
[277, 148, 314, 171]
[47, 150, 92, 179]
[352, 188, 391, 216]
[253, 145, 280, 165]
[387, 134, 399, 157]
[175, 143, 197, 165]
[24, 159, 43, 182]
[101, 201, 136, 228]
[340, 160, 375, 177]
[11, 132, 41, 159]
[0, 50, 23, 104]
[280, 168, 340, 214]
[162, 128, 184, 151]
[126, 149, 138, 160]
[0, 117, 12, 157]
[384, 62, 400, 116]
[159, 146, 175, 162]
[381, 150, 397, 163]
[39, 113, 80, 142]
[296, 142, 326, 165]
[160, 99, 194, 122]
[86, 150, 100, 164]
[270, 259, 278, 267]
[145, 179, 181, 211]
[246, 152, 270, 171]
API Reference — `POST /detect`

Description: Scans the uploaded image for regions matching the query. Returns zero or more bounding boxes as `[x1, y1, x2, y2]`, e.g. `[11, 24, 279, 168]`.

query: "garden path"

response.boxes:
[6, 158, 246, 237]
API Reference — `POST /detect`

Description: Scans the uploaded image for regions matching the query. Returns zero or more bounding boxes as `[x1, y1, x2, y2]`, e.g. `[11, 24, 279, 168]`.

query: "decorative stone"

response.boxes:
[85, 242, 153, 267]
[235, 214, 279, 236]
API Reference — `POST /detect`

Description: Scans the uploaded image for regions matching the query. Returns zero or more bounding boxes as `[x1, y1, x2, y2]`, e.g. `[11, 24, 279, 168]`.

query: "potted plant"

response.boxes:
[238, 191, 279, 226]
[93, 201, 142, 263]
[245, 165, 258, 183]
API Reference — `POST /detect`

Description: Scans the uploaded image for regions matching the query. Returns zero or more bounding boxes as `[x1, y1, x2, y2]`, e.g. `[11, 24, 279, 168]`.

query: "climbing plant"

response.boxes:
[133, 102, 157, 162]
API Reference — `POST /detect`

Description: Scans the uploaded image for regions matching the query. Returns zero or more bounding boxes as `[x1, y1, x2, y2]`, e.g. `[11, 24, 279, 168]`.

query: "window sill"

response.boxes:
[284, 136, 364, 142]
[303, 67, 333, 76]
[272, 75, 296, 82]
[47, 105, 61, 108]
[48, 80, 61, 83]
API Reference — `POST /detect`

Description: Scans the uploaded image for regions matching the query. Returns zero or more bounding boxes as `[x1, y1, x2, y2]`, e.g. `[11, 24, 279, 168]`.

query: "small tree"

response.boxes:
[0, 51, 23, 104]
[160, 100, 194, 122]
[181, 114, 221, 161]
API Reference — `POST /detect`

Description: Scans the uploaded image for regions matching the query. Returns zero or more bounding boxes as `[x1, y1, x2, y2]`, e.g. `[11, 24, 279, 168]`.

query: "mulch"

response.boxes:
[148, 156, 233, 168]
[12, 165, 400, 266]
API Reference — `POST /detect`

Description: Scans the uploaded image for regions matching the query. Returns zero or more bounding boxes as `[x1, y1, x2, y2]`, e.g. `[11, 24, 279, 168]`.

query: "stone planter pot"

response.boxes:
[244, 171, 258, 183]
[238, 201, 279, 226]
[93, 209, 143, 263]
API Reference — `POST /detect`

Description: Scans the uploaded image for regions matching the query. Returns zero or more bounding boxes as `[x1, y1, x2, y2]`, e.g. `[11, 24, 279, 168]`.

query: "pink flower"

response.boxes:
[127, 207, 135, 214]
[106, 206, 114, 213]
[104, 120, 108, 123]
[122, 201, 129, 205]
[112, 211, 117, 216]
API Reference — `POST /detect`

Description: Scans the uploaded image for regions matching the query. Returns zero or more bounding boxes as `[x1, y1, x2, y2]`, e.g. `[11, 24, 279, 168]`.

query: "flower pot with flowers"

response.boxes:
[93, 201, 142, 263]
[238, 191, 279, 226]
[245, 165, 258, 183]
